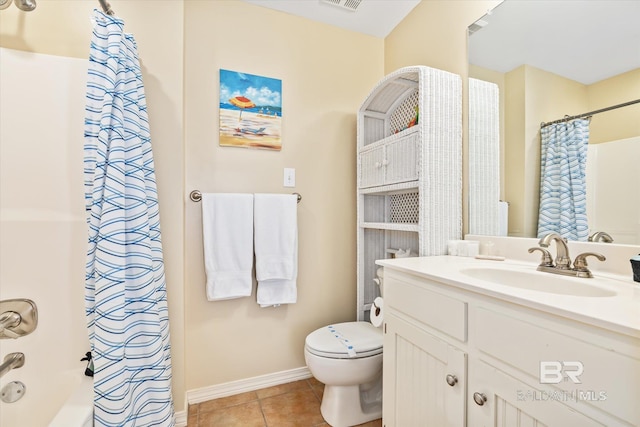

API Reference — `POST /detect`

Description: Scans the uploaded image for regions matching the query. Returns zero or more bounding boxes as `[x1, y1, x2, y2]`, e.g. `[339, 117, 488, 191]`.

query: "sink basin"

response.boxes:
[460, 267, 618, 297]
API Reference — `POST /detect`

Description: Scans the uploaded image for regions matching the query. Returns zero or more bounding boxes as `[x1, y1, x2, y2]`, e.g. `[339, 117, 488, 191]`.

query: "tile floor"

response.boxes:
[187, 377, 382, 427]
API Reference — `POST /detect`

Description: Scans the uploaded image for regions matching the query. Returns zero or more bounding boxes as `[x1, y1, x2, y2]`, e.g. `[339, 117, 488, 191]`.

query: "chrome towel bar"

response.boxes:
[190, 190, 301, 203]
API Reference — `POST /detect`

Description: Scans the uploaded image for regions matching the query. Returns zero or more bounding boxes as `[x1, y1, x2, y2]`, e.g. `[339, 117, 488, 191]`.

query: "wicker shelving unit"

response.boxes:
[357, 66, 462, 321]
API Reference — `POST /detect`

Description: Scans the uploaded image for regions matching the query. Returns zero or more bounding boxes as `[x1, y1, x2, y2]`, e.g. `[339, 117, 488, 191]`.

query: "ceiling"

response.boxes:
[469, 0, 640, 85]
[241, 1, 639, 85]
[241, 0, 421, 38]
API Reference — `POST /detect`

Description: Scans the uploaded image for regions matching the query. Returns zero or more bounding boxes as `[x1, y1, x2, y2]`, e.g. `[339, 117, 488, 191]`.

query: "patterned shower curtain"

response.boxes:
[84, 10, 175, 427]
[537, 119, 590, 241]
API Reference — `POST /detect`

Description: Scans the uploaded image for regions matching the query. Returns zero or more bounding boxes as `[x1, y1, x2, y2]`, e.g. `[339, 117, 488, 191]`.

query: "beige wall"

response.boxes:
[183, 0, 383, 390]
[588, 68, 640, 144]
[0, 0, 186, 409]
[385, 0, 503, 234]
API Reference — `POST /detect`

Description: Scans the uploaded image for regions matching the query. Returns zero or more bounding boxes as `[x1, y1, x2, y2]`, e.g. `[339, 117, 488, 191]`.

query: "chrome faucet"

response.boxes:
[0, 352, 25, 378]
[538, 233, 571, 269]
[530, 233, 606, 278]
[588, 231, 614, 243]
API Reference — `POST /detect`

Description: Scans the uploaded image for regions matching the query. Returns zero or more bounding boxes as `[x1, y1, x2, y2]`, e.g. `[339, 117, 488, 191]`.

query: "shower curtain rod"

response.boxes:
[540, 98, 640, 128]
[98, 0, 114, 15]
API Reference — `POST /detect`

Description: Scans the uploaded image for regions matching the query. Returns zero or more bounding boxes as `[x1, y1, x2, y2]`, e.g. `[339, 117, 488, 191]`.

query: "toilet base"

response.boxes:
[320, 379, 382, 427]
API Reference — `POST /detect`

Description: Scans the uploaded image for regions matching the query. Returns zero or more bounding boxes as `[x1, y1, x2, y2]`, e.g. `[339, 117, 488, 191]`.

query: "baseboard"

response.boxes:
[186, 366, 312, 404]
[174, 410, 187, 427]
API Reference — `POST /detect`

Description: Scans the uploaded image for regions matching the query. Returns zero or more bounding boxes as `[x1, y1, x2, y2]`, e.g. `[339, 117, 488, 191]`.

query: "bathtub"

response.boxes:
[48, 371, 93, 427]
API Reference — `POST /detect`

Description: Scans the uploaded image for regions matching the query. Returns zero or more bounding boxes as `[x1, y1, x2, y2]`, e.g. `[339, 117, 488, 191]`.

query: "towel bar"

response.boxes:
[190, 190, 301, 203]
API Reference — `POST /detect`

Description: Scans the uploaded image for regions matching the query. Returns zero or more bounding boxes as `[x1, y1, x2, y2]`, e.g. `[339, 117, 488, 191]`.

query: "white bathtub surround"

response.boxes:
[0, 47, 91, 426]
[201, 193, 254, 301]
[48, 372, 94, 427]
[465, 234, 640, 278]
[84, 11, 174, 426]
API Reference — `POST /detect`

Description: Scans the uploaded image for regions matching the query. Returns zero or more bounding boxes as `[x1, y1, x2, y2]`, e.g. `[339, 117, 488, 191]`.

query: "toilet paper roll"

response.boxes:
[370, 297, 384, 327]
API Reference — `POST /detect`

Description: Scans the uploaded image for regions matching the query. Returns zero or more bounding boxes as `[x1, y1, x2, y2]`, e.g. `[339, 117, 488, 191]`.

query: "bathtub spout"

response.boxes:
[0, 352, 25, 378]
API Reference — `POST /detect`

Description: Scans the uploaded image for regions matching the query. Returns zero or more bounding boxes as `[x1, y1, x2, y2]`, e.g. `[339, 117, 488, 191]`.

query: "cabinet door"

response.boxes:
[384, 133, 418, 185]
[359, 146, 385, 188]
[383, 313, 466, 427]
[468, 360, 605, 427]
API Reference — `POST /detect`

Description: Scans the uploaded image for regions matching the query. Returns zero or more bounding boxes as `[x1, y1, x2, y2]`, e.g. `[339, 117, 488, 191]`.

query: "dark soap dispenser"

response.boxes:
[632, 254, 640, 283]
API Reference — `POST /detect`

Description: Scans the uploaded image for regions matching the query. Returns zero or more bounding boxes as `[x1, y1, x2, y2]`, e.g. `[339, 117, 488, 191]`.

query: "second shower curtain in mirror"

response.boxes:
[537, 119, 589, 241]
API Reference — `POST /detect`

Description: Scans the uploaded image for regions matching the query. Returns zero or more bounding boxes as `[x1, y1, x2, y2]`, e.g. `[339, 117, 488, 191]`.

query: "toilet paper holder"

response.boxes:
[372, 299, 381, 316]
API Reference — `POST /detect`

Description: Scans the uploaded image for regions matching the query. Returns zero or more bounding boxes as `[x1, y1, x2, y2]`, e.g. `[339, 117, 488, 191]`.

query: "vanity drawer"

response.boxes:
[474, 307, 640, 424]
[385, 275, 467, 342]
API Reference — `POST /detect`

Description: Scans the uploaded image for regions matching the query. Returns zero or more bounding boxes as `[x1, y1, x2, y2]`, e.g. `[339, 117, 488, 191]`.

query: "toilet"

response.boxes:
[304, 321, 383, 426]
[305, 269, 385, 426]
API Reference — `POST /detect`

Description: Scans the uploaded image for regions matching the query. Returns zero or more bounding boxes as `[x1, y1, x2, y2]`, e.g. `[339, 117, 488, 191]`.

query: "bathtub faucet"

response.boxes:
[0, 352, 25, 378]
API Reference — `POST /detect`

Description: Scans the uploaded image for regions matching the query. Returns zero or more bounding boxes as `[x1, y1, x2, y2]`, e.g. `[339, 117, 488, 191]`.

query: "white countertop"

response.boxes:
[376, 256, 640, 338]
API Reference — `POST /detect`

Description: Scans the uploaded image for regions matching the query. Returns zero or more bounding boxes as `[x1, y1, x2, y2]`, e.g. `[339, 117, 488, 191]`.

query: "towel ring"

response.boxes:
[190, 190, 301, 203]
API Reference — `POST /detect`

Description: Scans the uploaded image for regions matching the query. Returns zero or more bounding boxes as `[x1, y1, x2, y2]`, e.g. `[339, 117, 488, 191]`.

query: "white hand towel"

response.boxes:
[254, 193, 298, 306]
[201, 193, 254, 301]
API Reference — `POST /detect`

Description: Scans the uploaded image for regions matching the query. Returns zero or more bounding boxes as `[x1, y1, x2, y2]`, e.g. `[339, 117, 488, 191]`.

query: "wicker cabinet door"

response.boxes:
[359, 146, 385, 188]
[384, 133, 418, 185]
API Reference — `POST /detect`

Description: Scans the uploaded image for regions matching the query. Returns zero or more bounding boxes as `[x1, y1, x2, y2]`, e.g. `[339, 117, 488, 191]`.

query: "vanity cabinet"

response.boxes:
[356, 66, 462, 321]
[380, 266, 640, 427]
[383, 313, 466, 426]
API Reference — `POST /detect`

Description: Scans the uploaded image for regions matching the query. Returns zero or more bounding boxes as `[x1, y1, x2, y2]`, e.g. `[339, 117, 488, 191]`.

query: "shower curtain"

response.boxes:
[537, 119, 589, 241]
[84, 10, 175, 427]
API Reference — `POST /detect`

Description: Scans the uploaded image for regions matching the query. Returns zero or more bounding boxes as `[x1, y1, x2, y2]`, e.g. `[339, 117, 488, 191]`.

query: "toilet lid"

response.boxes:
[305, 321, 383, 359]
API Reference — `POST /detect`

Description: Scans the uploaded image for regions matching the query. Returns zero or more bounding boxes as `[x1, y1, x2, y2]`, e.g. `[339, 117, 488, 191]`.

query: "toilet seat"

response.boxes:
[305, 322, 382, 359]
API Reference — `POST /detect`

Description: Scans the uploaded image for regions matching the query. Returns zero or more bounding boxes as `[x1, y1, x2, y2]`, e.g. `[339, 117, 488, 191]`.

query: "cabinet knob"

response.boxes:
[445, 374, 458, 387]
[382, 159, 389, 166]
[473, 392, 487, 406]
[375, 161, 382, 168]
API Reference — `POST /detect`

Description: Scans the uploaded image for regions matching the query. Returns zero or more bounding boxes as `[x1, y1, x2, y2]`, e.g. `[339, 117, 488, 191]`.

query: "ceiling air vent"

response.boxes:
[468, 19, 488, 35]
[321, 0, 363, 12]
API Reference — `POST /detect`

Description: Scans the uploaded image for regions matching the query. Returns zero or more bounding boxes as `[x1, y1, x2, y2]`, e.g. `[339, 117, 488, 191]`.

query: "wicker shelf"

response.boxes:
[360, 222, 420, 232]
[356, 66, 462, 322]
[359, 180, 419, 195]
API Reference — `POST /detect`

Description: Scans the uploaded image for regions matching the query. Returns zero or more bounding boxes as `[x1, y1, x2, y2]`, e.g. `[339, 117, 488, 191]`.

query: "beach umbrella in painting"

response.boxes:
[229, 96, 256, 120]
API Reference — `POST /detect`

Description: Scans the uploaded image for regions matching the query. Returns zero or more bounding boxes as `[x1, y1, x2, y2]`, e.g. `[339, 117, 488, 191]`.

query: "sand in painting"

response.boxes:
[220, 109, 282, 150]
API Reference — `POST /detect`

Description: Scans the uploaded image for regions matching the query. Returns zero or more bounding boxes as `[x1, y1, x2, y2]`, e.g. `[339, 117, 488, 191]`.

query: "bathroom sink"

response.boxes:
[459, 267, 618, 297]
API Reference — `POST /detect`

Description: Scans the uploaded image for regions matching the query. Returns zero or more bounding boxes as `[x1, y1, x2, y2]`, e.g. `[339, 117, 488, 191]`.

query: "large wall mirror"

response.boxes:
[467, 0, 640, 244]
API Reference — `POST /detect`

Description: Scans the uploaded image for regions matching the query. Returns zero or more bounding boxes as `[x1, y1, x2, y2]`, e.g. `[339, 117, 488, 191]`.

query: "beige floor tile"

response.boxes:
[255, 379, 312, 399]
[260, 388, 324, 427]
[198, 391, 259, 413]
[355, 419, 382, 427]
[306, 377, 325, 399]
[187, 414, 198, 426]
[198, 400, 266, 427]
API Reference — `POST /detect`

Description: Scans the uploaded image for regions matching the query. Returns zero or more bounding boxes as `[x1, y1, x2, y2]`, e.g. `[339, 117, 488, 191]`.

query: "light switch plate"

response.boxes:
[284, 168, 295, 187]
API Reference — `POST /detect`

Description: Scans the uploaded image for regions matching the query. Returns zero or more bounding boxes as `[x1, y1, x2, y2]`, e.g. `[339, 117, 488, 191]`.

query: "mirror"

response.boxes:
[467, 0, 640, 244]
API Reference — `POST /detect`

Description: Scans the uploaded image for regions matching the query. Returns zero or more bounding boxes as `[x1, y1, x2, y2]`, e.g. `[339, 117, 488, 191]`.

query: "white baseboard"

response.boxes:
[174, 410, 187, 427]
[173, 366, 312, 425]
[187, 366, 312, 404]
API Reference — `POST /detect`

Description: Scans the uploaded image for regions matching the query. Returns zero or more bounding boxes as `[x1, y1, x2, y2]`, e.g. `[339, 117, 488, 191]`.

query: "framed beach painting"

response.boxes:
[219, 69, 282, 150]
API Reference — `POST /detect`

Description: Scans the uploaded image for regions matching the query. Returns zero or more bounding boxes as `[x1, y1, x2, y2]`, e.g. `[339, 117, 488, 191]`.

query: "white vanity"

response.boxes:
[377, 254, 640, 427]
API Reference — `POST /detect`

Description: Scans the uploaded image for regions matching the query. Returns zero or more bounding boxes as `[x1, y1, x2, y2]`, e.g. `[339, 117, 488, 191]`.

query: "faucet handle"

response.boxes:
[574, 252, 606, 271]
[528, 247, 554, 267]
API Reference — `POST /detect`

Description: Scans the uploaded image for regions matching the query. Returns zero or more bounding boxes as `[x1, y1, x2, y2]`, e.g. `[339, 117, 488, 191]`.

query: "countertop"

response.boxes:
[376, 256, 640, 339]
